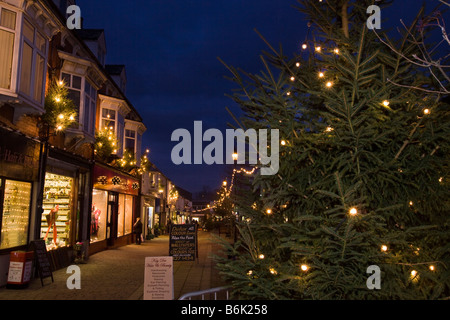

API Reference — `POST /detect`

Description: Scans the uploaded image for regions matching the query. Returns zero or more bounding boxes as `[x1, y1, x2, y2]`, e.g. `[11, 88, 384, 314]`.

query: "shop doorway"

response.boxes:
[106, 192, 118, 246]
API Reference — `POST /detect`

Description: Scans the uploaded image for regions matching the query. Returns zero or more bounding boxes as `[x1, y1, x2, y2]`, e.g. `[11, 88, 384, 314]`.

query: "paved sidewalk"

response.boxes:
[0, 231, 230, 300]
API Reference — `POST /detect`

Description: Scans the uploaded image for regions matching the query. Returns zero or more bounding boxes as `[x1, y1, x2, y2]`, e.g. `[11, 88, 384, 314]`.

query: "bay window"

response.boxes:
[101, 108, 116, 132]
[61, 72, 81, 122]
[0, 4, 56, 112]
[61, 72, 97, 135]
[125, 129, 136, 154]
[19, 18, 47, 104]
[84, 80, 96, 135]
[98, 95, 137, 158]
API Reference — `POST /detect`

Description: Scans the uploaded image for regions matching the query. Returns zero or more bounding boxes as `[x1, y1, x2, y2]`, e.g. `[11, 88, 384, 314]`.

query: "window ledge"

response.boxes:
[0, 91, 45, 122]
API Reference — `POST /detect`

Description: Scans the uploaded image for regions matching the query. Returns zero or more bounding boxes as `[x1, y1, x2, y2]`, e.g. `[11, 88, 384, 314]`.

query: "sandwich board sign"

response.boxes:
[169, 224, 198, 261]
[143, 256, 173, 300]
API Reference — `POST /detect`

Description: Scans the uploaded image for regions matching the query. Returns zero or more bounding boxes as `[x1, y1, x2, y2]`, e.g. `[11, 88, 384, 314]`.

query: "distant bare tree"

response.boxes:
[375, 1, 450, 95]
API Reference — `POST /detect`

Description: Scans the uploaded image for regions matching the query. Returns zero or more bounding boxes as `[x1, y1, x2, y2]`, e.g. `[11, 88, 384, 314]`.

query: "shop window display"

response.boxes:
[0, 179, 32, 250]
[116, 194, 134, 237]
[118, 194, 124, 237]
[41, 173, 73, 250]
[90, 189, 107, 243]
[124, 195, 133, 235]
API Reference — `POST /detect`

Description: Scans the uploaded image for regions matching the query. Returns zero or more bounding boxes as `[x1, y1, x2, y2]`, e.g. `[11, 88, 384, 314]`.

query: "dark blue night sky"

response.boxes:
[76, 0, 441, 195]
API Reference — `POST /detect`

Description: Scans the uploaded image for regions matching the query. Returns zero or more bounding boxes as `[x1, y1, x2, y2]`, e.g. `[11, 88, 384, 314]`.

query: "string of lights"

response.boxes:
[211, 35, 441, 283]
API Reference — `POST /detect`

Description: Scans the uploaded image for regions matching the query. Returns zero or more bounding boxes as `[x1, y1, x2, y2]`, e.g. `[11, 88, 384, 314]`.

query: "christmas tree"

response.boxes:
[215, 0, 449, 299]
[94, 126, 119, 162]
[43, 79, 77, 132]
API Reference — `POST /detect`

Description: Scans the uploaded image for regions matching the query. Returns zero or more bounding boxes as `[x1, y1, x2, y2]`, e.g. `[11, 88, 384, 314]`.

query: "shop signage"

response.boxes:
[30, 240, 54, 286]
[169, 224, 198, 261]
[143, 256, 174, 300]
[0, 127, 40, 181]
[93, 164, 139, 196]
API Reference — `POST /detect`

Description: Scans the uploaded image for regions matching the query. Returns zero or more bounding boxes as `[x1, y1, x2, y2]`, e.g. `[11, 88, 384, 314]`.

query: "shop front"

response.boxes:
[37, 147, 93, 269]
[0, 126, 41, 286]
[90, 164, 139, 254]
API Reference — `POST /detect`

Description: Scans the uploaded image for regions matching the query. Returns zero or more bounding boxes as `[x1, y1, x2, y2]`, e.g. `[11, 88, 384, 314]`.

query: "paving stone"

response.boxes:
[0, 231, 230, 300]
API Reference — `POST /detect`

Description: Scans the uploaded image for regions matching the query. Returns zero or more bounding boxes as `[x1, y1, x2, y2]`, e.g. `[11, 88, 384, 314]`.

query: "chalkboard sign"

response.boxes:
[169, 224, 198, 261]
[29, 240, 54, 286]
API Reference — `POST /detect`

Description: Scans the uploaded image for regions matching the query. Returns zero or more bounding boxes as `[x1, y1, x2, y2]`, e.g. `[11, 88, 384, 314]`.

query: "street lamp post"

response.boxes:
[231, 152, 238, 243]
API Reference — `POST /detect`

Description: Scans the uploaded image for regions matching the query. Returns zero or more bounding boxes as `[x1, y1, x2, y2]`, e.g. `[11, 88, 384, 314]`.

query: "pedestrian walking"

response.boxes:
[133, 217, 143, 245]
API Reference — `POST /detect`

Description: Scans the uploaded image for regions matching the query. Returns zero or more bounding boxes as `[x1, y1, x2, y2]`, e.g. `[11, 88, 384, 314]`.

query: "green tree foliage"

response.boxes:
[215, 0, 450, 299]
[94, 126, 119, 162]
[43, 79, 77, 131]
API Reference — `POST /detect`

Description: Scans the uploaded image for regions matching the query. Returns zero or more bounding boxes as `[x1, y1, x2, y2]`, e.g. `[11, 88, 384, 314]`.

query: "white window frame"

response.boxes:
[100, 107, 117, 135]
[84, 80, 96, 135]
[99, 106, 118, 156]
[61, 72, 97, 136]
[98, 94, 132, 158]
[18, 17, 48, 105]
[0, 5, 49, 110]
[124, 119, 145, 165]
[0, 6, 18, 92]
[124, 128, 136, 154]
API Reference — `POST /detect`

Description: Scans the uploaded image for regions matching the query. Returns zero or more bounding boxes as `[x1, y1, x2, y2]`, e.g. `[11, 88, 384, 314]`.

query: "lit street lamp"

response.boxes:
[231, 152, 238, 243]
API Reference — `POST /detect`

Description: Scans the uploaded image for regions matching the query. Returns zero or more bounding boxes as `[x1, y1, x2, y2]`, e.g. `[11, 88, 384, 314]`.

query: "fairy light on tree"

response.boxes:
[43, 79, 77, 132]
[94, 126, 118, 162]
[169, 187, 179, 204]
[213, 0, 449, 300]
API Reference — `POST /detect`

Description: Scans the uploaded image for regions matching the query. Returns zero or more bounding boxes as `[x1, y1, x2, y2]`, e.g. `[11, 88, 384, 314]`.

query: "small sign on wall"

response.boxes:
[143, 256, 174, 300]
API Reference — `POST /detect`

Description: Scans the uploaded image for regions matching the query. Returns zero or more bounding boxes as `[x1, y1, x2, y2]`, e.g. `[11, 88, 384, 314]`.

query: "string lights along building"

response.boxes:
[0, 0, 152, 285]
